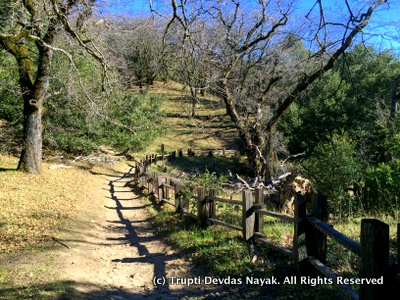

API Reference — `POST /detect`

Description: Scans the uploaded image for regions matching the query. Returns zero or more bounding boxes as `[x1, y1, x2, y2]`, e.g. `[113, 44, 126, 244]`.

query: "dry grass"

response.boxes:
[0, 154, 129, 299]
[0, 154, 128, 255]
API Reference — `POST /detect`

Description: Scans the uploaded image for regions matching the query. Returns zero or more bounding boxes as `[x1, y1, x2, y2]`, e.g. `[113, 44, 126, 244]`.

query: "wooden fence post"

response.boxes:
[148, 172, 155, 194]
[208, 188, 217, 224]
[308, 194, 328, 263]
[174, 183, 183, 212]
[197, 187, 206, 226]
[294, 193, 308, 274]
[134, 163, 138, 181]
[142, 165, 146, 188]
[165, 177, 170, 200]
[143, 171, 148, 191]
[154, 173, 159, 201]
[242, 189, 255, 241]
[360, 219, 389, 300]
[254, 188, 264, 234]
[157, 175, 164, 204]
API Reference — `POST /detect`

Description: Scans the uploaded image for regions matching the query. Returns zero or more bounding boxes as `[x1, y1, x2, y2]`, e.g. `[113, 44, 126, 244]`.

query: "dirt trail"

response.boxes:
[57, 166, 221, 300]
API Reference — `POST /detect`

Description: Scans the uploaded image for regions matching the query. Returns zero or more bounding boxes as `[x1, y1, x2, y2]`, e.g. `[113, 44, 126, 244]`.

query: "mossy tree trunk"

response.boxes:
[0, 1, 100, 174]
[1, 16, 56, 174]
[17, 40, 54, 174]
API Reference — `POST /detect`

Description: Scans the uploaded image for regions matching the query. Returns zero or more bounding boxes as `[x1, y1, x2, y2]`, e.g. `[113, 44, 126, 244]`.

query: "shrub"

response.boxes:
[361, 160, 400, 216]
[303, 132, 362, 218]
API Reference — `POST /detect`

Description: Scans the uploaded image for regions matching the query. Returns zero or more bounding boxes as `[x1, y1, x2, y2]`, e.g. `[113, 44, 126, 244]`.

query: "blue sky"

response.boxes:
[298, 0, 400, 51]
[107, 0, 399, 52]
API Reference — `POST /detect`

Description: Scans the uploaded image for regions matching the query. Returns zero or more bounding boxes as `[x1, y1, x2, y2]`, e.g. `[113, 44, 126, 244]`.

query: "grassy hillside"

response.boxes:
[140, 81, 240, 155]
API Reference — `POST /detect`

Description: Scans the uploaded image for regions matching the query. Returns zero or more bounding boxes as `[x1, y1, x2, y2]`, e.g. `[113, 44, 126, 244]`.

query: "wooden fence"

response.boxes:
[138, 146, 239, 164]
[133, 155, 399, 300]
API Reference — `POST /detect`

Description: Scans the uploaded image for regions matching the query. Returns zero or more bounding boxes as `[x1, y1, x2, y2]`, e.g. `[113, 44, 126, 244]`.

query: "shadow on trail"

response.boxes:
[0, 167, 17, 172]
[103, 166, 212, 299]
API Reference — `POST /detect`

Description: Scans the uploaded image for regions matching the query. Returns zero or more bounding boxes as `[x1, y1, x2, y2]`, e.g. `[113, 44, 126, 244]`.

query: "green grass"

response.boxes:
[147, 204, 251, 277]
[263, 217, 293, 249]
[144, 193, 346, 299]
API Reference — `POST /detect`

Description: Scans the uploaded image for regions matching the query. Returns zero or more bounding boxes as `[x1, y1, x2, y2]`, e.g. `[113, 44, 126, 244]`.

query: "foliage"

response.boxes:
[43, 91, 168, 154]
[281, 45, 400, 159]
[178, 168, 227, 213]
[0, 50, 20, 124]
[279, 45, 400, 218]
[0, 50, 22, 154]
[196, 168, 227, 192]
[361, 160, 400, 215]
[303, 132, 362, 218]
[0, 47, 169, 155]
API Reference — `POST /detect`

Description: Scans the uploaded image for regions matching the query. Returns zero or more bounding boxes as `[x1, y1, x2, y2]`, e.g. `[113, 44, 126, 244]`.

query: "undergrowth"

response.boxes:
[144, 194, 345, 299]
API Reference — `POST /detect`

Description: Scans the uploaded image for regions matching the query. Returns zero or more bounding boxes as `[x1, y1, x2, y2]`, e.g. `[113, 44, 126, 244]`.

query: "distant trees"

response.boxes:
[106, 17, 164, 89]
[162, 19, 217, 117]
[160, 0, 389, 179]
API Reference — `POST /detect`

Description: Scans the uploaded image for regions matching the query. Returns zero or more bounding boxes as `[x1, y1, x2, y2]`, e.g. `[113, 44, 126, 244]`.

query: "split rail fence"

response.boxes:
[133, 152, 399, 300]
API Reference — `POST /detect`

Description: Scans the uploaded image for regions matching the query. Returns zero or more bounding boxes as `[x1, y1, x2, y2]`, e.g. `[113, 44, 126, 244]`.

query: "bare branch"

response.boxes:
[266, 0, 388, 131]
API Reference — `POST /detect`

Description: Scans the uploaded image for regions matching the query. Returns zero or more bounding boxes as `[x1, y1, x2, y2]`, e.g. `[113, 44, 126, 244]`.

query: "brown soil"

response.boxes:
[55, 166, 223, 300]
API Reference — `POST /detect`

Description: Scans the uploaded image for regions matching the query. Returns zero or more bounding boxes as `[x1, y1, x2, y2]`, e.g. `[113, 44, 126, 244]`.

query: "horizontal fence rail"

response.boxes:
[132, 150, 399, 300]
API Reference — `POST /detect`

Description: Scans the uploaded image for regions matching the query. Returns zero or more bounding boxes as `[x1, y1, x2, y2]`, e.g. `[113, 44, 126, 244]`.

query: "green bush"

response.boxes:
[43, 92, 168, 154]
[361, 160, 400, 215]
[303, 132, 362, 218]
[0, 50, 21, 124]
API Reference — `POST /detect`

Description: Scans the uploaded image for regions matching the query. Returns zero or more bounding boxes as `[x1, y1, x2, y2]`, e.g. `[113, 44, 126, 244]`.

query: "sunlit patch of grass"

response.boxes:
[141, 81, 240, 156]
[263, 217, 294, 249]
[0, 242, 74, 299]
[0, 264, 72, 299]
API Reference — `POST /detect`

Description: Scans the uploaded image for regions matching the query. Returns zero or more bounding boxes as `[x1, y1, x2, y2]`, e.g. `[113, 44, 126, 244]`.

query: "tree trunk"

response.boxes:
[14, 30, 54, 173]
[247, 145, 263, 179]
[17, 99, 43, 174]
[190, 86, 197, 117]
[265, 123, 276, 180]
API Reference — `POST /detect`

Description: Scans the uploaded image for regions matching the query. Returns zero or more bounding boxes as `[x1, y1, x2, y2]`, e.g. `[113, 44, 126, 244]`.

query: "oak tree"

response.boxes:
[0, 0, 105, 173]
[160, 0, 389, 179]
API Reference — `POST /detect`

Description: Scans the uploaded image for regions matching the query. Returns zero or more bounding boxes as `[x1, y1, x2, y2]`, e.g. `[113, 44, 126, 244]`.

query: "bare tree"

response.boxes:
[0, 0, 106, 173]
[106, 17, 164, 90]
[164, 19, 217, 117]
[158, 0, 388, 180]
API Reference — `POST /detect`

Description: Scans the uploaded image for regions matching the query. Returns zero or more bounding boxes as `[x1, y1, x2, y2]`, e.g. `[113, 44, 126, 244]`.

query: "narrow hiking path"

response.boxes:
[56, 166, 225, 300]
